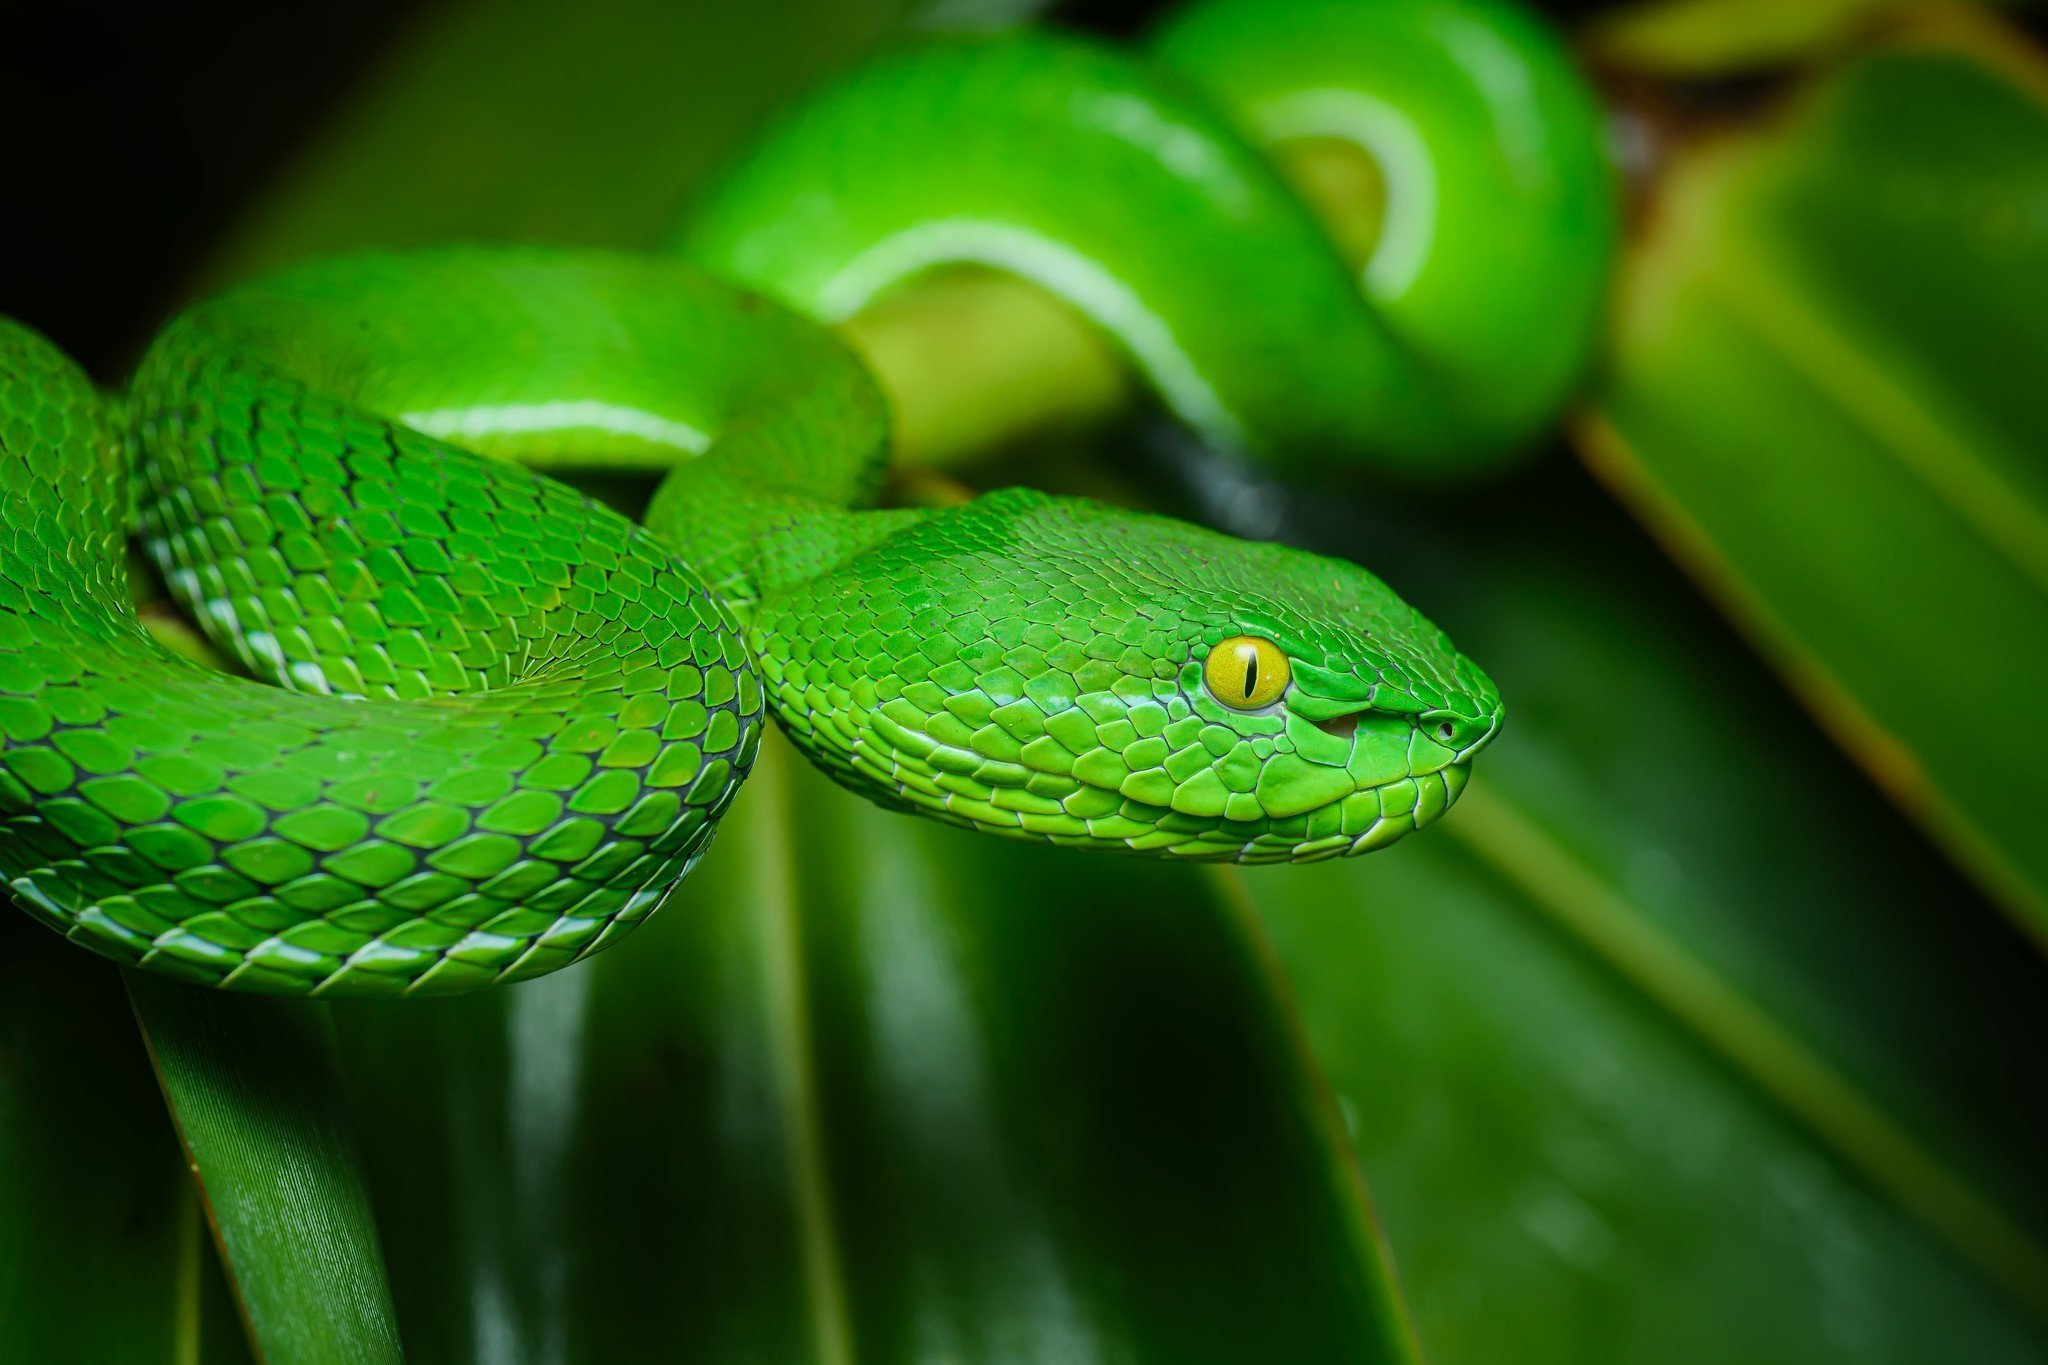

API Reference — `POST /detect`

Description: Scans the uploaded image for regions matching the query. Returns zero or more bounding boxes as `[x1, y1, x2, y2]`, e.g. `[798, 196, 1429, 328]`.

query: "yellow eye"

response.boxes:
[1203, 635, 1291, 710]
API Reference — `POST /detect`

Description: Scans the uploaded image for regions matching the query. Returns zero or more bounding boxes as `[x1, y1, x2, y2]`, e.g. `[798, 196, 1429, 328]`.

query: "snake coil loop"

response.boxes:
[0, 0, 1606, 993]
[684, 0, 1616, 476]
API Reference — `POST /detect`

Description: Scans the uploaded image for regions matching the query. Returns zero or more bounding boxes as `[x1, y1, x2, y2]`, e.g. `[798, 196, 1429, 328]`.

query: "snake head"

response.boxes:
[752, 488, 1501, 862]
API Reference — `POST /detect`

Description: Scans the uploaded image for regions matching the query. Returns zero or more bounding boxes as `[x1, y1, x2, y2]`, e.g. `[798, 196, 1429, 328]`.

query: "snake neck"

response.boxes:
[644, 459, 925, 622]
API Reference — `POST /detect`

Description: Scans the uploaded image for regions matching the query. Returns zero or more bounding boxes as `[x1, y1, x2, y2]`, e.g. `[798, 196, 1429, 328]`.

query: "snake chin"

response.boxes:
[1319, 759, 1472, 862]
[860, 758, 1477, 865]
[784, 703, 1493, 867]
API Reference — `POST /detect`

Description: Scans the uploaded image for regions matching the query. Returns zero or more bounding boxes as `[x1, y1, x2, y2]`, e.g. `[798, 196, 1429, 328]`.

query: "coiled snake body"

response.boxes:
[0, 0, 1611, 994]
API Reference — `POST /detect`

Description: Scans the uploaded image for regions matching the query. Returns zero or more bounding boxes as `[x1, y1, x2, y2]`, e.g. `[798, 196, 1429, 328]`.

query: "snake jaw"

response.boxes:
[1255, 661, 1503, 848]
[773, 676, 1496, 865]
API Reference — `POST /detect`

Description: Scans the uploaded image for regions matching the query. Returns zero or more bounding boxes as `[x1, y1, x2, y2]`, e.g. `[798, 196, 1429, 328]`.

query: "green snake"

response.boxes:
[0, 0, 1611, 995]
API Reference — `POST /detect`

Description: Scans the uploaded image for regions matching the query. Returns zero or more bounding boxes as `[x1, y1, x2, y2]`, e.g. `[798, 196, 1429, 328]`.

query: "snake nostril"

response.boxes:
[1436, 721, 1456, 743]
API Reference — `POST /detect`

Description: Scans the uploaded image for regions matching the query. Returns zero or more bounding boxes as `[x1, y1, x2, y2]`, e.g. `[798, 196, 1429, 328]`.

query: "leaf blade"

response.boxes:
[0, 920, 194, 1362]
[129, 977, 402, 1365]
[1216, 452, 2048, 1359]
[1584, 12, 2048, 939]
[331, 733, 1427, 1363]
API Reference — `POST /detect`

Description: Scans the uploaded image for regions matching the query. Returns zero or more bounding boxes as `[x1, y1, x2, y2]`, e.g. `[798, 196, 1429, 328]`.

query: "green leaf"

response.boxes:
[1584, 11, 2048, 941]
[129, 977, 402, 1365]
[1584, 0, 2025, 76]
[329, 736, 1424, 1362]
[324, 796, 821, 1363]
[197, 0, 915, 289]
[1223, 456, 2048, 1360]
[148, 1, 2048, 1359]
[0, 916, 255, 1363]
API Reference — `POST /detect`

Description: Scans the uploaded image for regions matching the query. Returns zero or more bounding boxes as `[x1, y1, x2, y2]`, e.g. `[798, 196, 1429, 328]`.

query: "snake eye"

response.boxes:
[1203, 635, 1291, 710]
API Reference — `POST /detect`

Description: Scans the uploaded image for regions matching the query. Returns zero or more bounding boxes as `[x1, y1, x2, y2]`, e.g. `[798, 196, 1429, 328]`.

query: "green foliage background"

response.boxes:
[3, 0, 2046, 1361]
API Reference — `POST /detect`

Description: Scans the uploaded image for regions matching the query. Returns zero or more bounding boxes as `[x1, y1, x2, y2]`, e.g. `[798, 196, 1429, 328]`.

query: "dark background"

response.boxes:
[7, 2, 413, 372]
[7, 0, 1671, 376]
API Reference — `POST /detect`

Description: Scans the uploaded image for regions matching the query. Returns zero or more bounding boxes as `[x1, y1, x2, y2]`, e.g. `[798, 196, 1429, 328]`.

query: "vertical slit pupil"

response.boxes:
[1243, 650, 1258, 700]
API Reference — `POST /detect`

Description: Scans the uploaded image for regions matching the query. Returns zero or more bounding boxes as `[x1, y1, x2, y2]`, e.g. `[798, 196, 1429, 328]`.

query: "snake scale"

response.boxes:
[0, 0, 1612, 994]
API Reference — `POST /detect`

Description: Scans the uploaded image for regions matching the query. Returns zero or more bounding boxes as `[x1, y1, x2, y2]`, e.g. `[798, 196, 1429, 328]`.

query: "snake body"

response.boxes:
[0, 0, 1609, 994]
[685, 0, 1613, 473]
[0, 263, 772, 995]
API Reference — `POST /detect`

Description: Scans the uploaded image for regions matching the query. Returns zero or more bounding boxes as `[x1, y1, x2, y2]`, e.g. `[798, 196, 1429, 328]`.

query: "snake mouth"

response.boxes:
[1310, 711, 1361, 742]
[1330, 760, 1472, 858]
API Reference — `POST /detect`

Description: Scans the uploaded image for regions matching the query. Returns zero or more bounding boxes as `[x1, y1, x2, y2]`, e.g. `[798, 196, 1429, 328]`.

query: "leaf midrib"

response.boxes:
[1444, 776, 2048, 1327]
[1707, 245, 2048, 601]
[751, 739, 858, 1365]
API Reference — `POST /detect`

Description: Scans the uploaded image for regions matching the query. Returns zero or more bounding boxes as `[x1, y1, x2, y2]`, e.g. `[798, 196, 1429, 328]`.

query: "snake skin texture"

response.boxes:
[0, 0, 1613, 992]
[748, 491, 1498, 862]
[683, 0, 1613, 474]
[0, 310, 755, 995]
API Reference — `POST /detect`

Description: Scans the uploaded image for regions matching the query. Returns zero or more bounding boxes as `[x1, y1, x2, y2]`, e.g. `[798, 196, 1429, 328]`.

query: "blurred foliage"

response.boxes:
[1, 912, 256, 1358]
[129, 979, 401, 1364]
[197, 0, 918, 292]
[324, 738, 1423, 1362]
[2, 918, 223, 1360]
[1235, 453, 2048, 1361]
[1584, 0, 2025, 74]
[4, 0, 2048, 1361]
[1588, 7, 2048, 941]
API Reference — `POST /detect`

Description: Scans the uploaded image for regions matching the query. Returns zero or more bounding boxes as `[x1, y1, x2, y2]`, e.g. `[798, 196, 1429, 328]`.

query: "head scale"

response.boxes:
[752, 489, 1502, 862]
